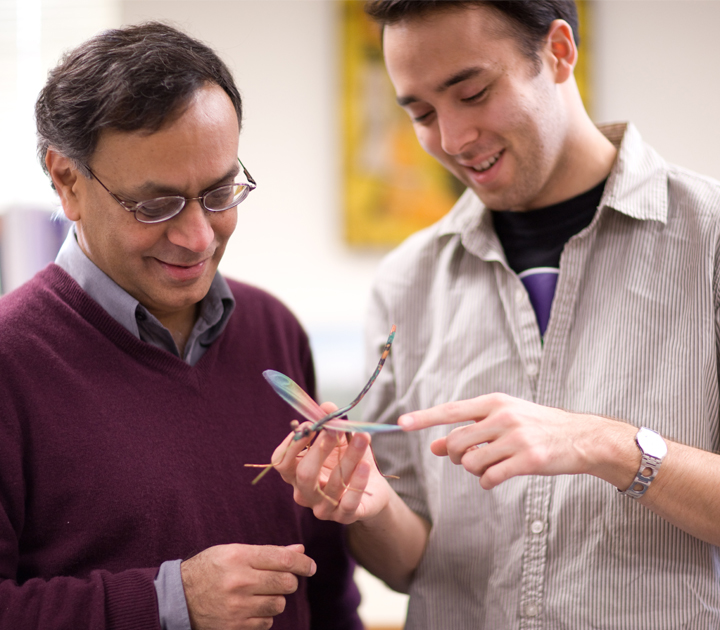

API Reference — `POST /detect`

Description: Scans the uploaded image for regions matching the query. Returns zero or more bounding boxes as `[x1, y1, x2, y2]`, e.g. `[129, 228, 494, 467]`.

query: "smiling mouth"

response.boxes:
[160, 258, 207, 268]
[470, 150, 503, 173]
[167, 261, 202, 268]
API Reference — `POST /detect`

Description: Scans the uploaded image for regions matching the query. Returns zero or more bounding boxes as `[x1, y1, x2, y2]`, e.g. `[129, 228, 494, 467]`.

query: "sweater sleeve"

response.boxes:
[0, 568, 161, 630]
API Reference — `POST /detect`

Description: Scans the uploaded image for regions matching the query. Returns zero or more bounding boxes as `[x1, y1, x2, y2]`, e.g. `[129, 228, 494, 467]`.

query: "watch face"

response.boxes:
[637, 427, 668, 459]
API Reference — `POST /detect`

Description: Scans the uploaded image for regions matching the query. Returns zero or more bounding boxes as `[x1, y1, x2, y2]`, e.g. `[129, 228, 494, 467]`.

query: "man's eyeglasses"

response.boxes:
[84, 159, 257, 224]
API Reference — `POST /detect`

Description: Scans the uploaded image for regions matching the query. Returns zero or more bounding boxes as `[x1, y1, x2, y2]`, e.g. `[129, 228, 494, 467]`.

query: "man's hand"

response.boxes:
[398, 393, 639, 490]
[272, 403, 431, 594]
[272, 403, 394, 524]
[181, 543, 316, 630]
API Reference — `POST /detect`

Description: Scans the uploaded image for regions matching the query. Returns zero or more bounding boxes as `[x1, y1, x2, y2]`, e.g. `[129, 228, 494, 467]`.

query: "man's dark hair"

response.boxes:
[35, 21, 242, 178]
[365, 1, 579, 67]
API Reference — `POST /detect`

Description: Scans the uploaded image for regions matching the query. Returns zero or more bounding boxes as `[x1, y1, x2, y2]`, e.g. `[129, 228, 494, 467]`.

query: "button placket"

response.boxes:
[520, 475, 553, 629]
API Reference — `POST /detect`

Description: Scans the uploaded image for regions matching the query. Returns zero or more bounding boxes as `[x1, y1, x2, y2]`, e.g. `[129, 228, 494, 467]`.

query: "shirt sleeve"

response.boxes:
[154, 560, 191, 630]
[362, 274, 431, 522]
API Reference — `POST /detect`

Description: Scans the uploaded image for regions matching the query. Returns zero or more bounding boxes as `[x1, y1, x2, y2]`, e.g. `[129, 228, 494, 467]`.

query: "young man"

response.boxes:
[274, 1, 720, 627]
[0, 22, 360, 630]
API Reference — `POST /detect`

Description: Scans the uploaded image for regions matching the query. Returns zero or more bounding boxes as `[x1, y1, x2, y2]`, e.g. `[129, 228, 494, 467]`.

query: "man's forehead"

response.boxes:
[383, 7, 516, 98]
[88, 85, 241, 195]
[91, 84, 239, 155]
[382, 3, 516, 51]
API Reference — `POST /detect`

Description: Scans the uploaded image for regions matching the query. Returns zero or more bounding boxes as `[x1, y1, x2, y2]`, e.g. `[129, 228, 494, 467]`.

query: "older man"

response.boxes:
[274, 1, 720, 628]
[0, 22, 360, 630]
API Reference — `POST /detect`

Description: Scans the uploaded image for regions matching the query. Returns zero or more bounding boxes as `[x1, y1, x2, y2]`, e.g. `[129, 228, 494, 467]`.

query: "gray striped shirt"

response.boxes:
[365, 123, 720, 629]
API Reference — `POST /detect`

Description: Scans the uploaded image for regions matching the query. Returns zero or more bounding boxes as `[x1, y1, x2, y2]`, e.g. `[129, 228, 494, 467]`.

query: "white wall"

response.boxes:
[592, 0, 720, 179]
[0, 0, 121, 208]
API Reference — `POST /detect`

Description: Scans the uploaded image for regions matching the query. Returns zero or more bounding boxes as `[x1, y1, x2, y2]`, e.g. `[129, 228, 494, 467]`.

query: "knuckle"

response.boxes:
[317, 492, 348, 520]
[524, 445, 548, 470]
[313, 503, 334, 521]
[276, 548, 295, 571]
[481, 469, 499, 489]
[293, 488, 313, 508]
[337, 502, 357, 522]
[444, 400, 465, 419]
[278, 572, 299, 593]
[262, 595, 286, 616]
[295, 465, 317, 488]
[273, 456, 289, 474]
[253, 618, 274, 630]
[222, 572, 251, 594]
[488, 392, 510, 408]
[460, 451, 475, 468]
[225, 542, 243, 558]
[495, 407, 515, 425]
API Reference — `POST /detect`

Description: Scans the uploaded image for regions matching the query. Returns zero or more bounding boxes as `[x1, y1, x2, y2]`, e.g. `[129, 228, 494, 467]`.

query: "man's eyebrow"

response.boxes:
[396, 67, 485, 107]
[133, 162, 241, 197]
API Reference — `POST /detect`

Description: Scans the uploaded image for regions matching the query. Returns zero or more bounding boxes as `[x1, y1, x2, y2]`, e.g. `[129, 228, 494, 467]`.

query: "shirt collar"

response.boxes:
[54, 226, 236, 357]
[597, 122, 669, 224]
[55, 226, 142, 336]
[435, 122, 669, 260]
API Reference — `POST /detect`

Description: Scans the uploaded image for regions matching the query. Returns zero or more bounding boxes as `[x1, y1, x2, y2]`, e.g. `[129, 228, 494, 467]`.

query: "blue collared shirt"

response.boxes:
[55, 226, 235, 365]
[55, 226, 236, 630]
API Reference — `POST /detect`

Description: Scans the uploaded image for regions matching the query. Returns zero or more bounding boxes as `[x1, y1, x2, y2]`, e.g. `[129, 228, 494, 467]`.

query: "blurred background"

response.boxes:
[3, 1, 720, 627]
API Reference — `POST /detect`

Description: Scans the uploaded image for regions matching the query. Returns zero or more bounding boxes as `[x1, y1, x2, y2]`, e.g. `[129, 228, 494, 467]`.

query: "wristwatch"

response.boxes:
[621, 427, 667, 499]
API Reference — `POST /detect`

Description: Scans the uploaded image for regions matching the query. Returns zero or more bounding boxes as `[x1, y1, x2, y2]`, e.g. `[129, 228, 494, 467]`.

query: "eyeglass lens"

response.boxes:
[135, 183, 252, 223]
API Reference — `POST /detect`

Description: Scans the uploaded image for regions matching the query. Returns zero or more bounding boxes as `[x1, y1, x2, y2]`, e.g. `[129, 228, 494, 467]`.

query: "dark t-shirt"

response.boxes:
[491, 180, 605, 336]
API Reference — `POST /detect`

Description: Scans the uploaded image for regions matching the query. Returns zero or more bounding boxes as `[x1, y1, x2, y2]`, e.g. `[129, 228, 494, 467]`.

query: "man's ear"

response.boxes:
[45, 149, 84, 221]
[545, 19, 577, 84]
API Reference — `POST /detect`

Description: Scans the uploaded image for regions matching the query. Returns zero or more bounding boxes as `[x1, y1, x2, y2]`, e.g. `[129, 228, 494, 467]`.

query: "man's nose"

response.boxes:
[165, 199, 215, 252]
[438, 111, 480, 156]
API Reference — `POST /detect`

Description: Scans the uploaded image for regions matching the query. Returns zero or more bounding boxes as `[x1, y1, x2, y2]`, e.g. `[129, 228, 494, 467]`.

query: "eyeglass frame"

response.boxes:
[83, 158, 257, 224]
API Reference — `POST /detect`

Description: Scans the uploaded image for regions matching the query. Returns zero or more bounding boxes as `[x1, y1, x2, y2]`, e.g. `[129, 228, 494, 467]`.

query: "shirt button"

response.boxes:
[135, 310, 146, 321]
[527, 363, 538, 376]
[524, 602, 540, 617]
[515, 289, 525, 303]
[530, 520, 545, 534]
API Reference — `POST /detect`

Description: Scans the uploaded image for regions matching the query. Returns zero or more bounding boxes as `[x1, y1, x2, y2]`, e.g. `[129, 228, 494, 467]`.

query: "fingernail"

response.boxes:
[310, 560, 317, 576]
[398, 415, 415, 429]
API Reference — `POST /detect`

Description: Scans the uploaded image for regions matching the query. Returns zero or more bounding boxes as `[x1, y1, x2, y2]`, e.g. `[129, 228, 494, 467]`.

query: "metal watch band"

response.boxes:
[621, 427, 666, 499]
[622, 451, 662, 498]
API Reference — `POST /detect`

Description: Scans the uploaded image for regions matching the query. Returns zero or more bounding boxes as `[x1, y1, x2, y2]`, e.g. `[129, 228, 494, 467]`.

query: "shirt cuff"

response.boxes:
[154, 559, 192, 630]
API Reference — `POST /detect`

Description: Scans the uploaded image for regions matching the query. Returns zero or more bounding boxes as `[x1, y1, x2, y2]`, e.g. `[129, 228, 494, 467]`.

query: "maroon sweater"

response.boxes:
[0, 264, 360, 630]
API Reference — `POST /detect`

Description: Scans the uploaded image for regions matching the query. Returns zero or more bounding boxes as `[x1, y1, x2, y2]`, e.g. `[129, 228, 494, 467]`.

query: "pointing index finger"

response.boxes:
[398, 395, 498, 431]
